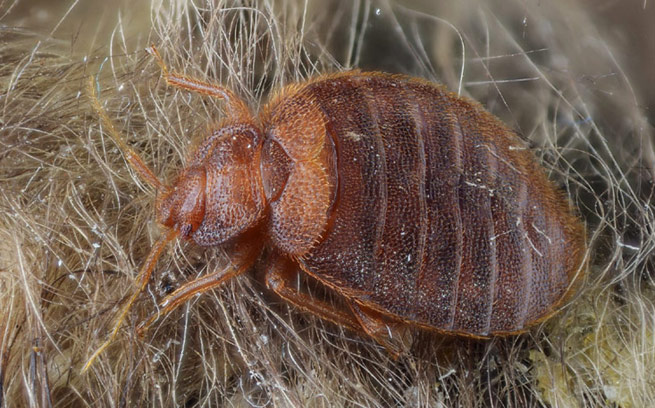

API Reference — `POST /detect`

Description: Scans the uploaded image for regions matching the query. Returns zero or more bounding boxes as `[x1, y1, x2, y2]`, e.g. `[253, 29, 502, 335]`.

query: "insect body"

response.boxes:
[84, 46, 585, 369]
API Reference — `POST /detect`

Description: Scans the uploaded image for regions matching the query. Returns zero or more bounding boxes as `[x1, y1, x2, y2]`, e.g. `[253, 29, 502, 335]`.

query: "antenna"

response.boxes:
[82, 75, 178, 372]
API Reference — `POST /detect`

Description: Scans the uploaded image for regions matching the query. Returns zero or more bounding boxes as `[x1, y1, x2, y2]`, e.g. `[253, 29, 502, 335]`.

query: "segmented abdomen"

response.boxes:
[300, 72, 584, 336]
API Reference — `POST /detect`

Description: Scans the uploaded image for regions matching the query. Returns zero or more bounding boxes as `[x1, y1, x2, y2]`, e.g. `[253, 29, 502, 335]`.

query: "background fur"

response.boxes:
[1, 0, 653, 406]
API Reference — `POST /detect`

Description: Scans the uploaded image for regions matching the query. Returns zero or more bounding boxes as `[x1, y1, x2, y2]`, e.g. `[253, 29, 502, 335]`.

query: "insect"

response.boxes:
[83, 46, 586, 369]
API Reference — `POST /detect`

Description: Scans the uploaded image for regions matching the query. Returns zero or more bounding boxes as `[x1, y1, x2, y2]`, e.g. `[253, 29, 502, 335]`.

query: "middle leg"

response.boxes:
[265, 254, 413, 356]
[264, 254, 361, 333]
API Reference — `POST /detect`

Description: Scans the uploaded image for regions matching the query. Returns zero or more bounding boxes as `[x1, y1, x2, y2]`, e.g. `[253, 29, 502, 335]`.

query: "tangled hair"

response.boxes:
[1, 0, 653, 406]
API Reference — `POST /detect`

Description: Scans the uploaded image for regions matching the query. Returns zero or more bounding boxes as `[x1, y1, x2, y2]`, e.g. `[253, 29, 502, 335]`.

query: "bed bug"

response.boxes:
[83, 45, 586, 369]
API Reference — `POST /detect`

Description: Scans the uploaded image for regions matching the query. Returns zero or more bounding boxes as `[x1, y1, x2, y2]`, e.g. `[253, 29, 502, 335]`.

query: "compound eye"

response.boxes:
[180, 223, 193, 238]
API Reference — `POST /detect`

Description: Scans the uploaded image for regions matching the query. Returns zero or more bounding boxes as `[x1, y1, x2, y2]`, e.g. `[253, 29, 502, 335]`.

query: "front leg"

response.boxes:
[138, 237, 262, 334]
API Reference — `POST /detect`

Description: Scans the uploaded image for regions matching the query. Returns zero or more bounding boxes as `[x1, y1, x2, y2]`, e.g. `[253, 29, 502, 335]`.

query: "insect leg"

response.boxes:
[264, 254, 361, 333]
[347, 302, 412, 358]
[146, 45, 252, 122]
[137, 238, 261, 335]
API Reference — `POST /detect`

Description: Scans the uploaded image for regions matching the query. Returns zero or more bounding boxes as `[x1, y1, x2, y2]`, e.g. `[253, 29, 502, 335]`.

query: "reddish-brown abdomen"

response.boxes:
[264, 72, 585, 337]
